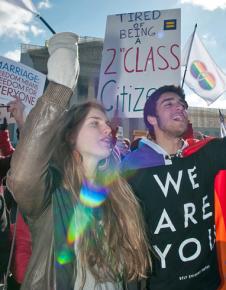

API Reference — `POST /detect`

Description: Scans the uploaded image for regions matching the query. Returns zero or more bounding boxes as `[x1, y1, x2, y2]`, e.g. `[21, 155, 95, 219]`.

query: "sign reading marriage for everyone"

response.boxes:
[0, 55, 46, 116]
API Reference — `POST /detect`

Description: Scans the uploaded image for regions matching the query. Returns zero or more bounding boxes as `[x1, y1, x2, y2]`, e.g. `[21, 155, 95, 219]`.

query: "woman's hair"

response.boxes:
[51, 101, 151, 288]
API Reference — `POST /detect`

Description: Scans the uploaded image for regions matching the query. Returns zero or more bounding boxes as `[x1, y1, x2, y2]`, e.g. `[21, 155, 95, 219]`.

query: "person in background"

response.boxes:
[116, 137, 131, 160]
[0, 99, 30, 290]
[121, 85, 226, 290]
[0, 118, 15, 189]
[7, 32, 151, 290]
[0, 117, 15, 285]
[0, 122, 13, 288]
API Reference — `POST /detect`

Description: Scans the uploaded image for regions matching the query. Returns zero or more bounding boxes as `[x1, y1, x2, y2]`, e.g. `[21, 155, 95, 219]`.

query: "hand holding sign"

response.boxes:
[7, 97, 26, 128]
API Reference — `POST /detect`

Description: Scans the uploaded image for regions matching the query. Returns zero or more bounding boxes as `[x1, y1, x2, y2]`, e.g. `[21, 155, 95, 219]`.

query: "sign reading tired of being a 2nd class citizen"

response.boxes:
[98, 9, 181, 118]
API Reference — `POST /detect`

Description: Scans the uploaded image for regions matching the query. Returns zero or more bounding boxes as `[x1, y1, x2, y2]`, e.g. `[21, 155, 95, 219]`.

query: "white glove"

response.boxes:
[47, 32, 80, 90]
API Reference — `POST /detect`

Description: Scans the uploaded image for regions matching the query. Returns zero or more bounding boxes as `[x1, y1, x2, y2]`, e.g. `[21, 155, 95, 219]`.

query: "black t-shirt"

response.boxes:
[125, 138, 226, 290]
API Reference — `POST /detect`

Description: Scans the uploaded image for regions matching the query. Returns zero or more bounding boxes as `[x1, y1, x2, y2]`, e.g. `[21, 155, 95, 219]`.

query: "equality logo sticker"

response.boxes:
[164, 19, 177, 30]
[190, 60, 216, 91]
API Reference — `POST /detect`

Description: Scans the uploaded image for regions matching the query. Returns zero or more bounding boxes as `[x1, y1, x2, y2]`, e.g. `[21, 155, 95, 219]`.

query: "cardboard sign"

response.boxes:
[98, 9, 181, 118]
[0, 56, 46, 117]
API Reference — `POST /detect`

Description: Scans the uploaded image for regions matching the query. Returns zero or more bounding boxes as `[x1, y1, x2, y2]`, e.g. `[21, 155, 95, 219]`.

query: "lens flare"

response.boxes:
[56, 204, 93, 265]
[79, 179, 109, 208]
[56, 244, 74, 265]
[67, 203, 93, 245]
[56, 177, 113, 265]
[67, 179, 110, 246]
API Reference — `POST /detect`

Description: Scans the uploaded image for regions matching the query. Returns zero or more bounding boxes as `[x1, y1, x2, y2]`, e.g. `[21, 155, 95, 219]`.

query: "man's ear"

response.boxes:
[147, 115, 157, 126]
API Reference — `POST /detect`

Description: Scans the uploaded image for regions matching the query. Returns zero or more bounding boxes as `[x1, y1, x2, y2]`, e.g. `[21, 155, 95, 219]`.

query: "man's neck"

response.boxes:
[155, 135, 184, 155]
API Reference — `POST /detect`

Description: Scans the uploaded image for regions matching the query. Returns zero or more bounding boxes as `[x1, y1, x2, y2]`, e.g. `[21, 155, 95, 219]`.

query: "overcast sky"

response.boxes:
[1, 0, 226, 109]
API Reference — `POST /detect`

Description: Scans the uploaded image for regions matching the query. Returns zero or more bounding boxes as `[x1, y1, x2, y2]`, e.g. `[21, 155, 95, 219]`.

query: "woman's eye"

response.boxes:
[90, 121, 98, 127]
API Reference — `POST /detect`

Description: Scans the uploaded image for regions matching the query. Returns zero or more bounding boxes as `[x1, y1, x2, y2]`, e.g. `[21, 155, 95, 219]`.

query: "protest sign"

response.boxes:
[98, 9, 181, 118]
[0, 56, 46, 119]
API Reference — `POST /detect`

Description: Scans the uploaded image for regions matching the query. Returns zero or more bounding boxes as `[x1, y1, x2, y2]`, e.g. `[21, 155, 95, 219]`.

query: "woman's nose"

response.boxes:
[103, 124, 112, 135]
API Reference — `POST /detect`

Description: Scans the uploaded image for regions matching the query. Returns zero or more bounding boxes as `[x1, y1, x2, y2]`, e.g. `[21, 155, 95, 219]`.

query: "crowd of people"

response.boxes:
[0, 31, 225, 290]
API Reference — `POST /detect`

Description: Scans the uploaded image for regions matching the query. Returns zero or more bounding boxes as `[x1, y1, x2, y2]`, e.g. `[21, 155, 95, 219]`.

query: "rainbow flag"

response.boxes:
[182, 33, 226, 105]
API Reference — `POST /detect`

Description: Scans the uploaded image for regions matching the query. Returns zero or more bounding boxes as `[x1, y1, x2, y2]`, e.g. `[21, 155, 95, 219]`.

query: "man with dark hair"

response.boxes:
[121, 85, 226, 290]
[121, 85, 189, 171]
[143, 85, 188, 136]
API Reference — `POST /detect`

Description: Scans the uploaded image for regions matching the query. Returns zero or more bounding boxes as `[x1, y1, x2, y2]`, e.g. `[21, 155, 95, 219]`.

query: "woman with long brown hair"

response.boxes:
[7, 32, 151, 290]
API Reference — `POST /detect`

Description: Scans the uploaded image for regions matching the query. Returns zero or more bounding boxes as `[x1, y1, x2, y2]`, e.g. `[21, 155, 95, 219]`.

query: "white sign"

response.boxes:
[0, 56, 46, 115]
[98, 9, 181, 118]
